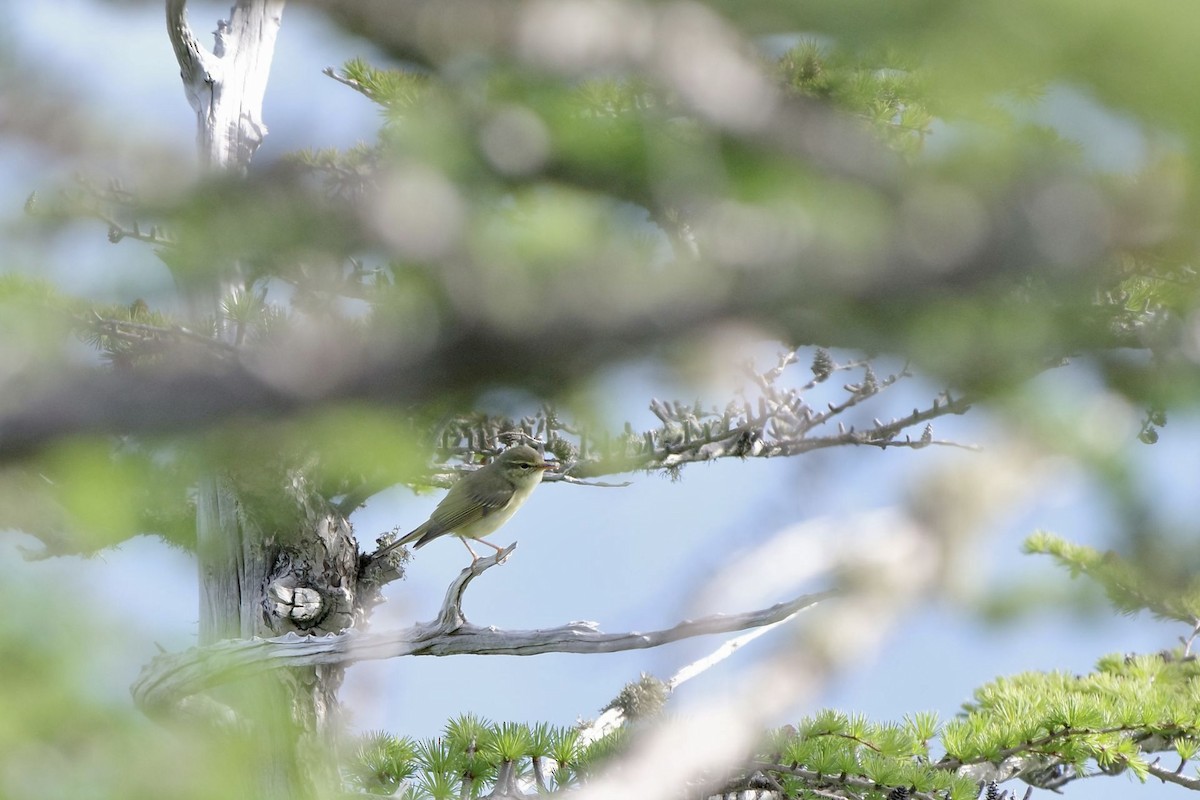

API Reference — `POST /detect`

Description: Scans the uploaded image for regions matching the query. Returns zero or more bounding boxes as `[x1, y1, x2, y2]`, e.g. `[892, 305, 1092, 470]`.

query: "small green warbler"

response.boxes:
[375, 444, 552, 563]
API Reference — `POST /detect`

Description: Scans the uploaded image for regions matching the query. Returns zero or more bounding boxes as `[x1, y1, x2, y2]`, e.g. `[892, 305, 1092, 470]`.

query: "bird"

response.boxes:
[374, 444, 553, 563]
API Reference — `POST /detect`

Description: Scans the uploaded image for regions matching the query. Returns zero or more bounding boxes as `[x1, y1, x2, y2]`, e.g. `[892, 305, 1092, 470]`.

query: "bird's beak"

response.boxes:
[538, 462, 554, 471]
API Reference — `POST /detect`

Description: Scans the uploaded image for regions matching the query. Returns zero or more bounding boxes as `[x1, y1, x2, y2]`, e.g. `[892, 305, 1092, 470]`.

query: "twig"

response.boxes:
[543, 473, 631, 488]
[577, 603, 820, 747]
[1145, 759, 1200, 790]
[95, 212, 175, 246]
[666, 612, 800, 691]
[1181, 620, 1200, 657]
[87, 315, 239, 356]
[436, 544, 517, 629]
[322, 66, 377, 102]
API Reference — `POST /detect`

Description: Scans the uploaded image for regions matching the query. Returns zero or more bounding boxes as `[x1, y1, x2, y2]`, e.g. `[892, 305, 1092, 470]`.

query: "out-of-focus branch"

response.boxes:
[0, 318, 746, 461]
[571, 508, 946, 800]
[0, 266, 1095, 464]
[301, 0, 899, 191]
[85, 315, 237, 357]
[0, 1, 1144, 461]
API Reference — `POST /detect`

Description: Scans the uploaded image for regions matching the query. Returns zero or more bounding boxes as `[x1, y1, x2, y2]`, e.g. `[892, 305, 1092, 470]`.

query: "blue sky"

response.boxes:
[0, 3, 1193, 798]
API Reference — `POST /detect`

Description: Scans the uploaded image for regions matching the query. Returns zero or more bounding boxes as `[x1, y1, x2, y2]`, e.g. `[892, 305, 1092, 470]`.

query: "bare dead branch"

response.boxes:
[578, 606, 807, 748]
[166, 0, 285, 170]
[433, 543, 518, 628]
[544, 474, 633, 488]
[665, 612, 797, 692]
[165, 0, 212, 93]
[130, 566, 833, 720]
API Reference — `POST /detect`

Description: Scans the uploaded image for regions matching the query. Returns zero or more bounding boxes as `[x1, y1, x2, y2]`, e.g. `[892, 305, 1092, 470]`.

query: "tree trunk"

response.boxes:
[167, 0, 285, 172]
[196, 473, 360, 797]
[166, 2, 360, 796]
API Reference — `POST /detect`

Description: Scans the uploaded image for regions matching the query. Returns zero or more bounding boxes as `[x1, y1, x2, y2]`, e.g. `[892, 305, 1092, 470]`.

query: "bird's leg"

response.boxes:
[459, 537, 481, 562]
[474, 537, 512, 564]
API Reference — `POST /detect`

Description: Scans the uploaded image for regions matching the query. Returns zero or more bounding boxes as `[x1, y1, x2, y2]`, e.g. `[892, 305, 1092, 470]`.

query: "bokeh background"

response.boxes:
[2, 2, 1198, 798]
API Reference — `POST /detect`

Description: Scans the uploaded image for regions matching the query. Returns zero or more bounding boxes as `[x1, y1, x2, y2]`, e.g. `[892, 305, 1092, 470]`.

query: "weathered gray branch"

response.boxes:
[132, 540, 832, 720]
[166, 0, 212, 95]
[1144, 759, 1200, 791]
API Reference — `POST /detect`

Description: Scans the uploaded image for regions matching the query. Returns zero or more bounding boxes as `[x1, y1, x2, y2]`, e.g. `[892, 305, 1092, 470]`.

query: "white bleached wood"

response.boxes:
[166, 0, 285, 171]
[575, 607, 806, 748]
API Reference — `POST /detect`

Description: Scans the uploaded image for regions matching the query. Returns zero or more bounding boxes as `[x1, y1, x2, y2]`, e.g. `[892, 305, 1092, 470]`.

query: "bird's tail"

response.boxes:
[369, 521, 436, 563]
[398, 522, 434, 547]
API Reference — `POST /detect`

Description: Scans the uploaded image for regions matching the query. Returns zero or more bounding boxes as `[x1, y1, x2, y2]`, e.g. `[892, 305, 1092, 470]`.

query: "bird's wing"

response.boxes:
[430, 477, 516, 531]
[400, 477, 517, 548]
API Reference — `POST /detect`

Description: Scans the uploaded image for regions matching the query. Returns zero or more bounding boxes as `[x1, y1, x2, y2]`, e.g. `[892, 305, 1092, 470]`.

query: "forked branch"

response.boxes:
[132, 545, 831, 722]
[166, 0, 285, 170]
